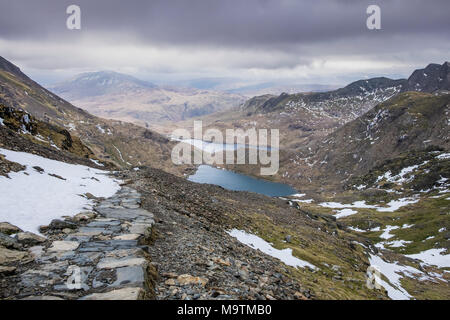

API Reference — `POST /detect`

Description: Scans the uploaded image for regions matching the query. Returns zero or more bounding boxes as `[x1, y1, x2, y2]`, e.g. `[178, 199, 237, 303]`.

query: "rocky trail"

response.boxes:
[0, 186, 156, 300]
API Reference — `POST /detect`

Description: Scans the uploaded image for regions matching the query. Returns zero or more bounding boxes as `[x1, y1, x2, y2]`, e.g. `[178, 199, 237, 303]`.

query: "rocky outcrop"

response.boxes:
[403, 61, 450, 93]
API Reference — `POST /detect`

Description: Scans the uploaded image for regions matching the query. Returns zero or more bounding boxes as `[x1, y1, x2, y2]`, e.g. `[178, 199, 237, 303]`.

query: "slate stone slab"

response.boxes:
[111, 266, 146, 289]
[86, 220, 121, 228]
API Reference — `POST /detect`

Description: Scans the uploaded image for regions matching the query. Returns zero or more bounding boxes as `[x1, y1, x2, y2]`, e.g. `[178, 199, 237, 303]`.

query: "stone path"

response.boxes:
[0, 186, 156, 300]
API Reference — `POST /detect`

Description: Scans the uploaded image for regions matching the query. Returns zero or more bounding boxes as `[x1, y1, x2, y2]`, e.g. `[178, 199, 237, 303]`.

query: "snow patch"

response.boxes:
[89, 159, 104, 167]
[319, 201, 377, 209]
[227, 229, 316, 270]
[319, 198, 418, 212]
[379, 225, 399, 240]
[334, 208, 358, 219]
[406, 248, 450, 268]
[0, 148, 121, 233]
[369, 254, 425, 300]
[347, 226, 367, 232]
[385, 240, 412, 248]
[376, 198, 419, 212]
[436, 153, 450, 160]
[290, 193, 306, 198]
[96, 125, 106, 134]
[292, 199, 314, 204]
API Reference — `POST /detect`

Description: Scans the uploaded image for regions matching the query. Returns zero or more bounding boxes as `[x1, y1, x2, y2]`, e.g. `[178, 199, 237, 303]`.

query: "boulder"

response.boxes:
[0, 222, 22, 235]
[176, 274, 209, 287]
[16, 232, 46, 246]
[0, 232, 21, 249]
[0, 246, 29, 264]
[48, 219, 77, 230]
[73, 212, 96, 222]
[39, 225, 49, 233]
[84, 193, 98, 200]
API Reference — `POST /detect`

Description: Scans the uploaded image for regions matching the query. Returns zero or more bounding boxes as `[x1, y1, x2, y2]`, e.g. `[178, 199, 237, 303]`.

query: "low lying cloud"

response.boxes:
[0, 0, 449, 85]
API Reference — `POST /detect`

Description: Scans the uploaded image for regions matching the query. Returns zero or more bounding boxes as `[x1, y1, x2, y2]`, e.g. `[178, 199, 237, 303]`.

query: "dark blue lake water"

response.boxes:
[188, 165, 297, 197]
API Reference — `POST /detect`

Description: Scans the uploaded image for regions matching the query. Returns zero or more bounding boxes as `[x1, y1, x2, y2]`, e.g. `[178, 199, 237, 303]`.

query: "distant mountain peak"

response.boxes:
[403, 61, 450, 93]
[50, 70, 157, 100]
[341, 77, 405, 95]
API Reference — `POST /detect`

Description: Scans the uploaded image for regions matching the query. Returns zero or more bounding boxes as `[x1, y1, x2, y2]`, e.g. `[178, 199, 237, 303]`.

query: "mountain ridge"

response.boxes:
[244, 61, 450, 116]
[49, 70, 246, 126]
[0, 55, 186, 175]
[49, 71, 158, 100]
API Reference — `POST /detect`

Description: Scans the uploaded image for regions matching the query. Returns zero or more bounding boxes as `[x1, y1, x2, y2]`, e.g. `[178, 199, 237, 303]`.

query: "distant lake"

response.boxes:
[188, 165, 297, 197]
[175, 138, 274, 154]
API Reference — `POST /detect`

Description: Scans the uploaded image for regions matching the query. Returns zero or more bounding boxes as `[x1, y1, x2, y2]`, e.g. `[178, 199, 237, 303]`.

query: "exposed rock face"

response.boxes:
[403, 62, 450, 93]
[0, 104, 97, 164]
[244, 62, 450, 118]
[245, 77, 406, 117]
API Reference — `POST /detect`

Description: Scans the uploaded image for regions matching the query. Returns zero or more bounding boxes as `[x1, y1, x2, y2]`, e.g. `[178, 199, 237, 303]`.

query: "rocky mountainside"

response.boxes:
[192, 62, 449, 166]
[0, 56, 185, 174]
[217, 62, 448, 149]
[49, 71, 245, 127]
[245, 77, 405, 119]
[402, 62, 450, 93]
[245, 61, 450, 117]
[281, 91, 450, 190]
[194, 78, 405, 152]
[0, 104, 100, 165]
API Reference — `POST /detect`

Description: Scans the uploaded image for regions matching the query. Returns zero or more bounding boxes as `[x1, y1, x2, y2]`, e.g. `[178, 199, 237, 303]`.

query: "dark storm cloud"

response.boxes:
[0, 0, 448, 85]
[1, 0, 449, 48]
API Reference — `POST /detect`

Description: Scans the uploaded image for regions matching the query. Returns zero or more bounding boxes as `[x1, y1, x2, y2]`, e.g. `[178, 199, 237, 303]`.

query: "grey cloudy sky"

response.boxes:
[0, 0, 449, 86]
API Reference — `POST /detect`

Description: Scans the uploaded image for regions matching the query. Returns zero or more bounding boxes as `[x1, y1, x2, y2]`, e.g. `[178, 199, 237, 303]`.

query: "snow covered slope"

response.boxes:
[0, 148, 121, 233]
